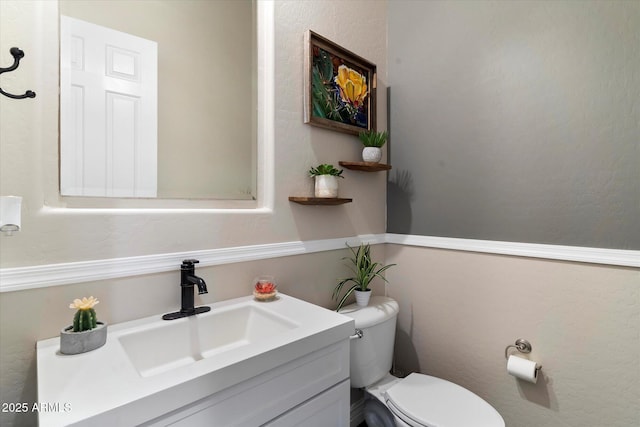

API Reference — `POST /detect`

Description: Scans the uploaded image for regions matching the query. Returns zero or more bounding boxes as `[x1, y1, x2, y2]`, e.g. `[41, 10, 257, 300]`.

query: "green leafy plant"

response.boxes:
[332, 243, 396, 311]
[308, 164, 344, 178]
[311, 49, 342, 121]
[358, 130, 388, 147]
[69, 296, 100, 332]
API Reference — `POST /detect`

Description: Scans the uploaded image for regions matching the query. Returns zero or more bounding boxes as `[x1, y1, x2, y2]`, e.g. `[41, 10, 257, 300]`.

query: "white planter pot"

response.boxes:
[314, 175, 339, 198]
[362, 147, 382, 163]
[354, 289, 372, 307]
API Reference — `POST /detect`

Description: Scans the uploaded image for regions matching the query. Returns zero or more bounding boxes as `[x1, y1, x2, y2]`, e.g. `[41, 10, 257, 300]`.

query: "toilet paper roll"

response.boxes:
[507, 355, 539, 383]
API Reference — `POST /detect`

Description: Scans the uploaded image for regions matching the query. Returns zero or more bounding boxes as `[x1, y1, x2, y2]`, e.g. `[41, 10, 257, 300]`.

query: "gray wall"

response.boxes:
[387, 0, 640, 250]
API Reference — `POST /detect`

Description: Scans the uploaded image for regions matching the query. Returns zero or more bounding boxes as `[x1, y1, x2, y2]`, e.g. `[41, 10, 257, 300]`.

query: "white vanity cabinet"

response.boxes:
[141, 340, 350, 426]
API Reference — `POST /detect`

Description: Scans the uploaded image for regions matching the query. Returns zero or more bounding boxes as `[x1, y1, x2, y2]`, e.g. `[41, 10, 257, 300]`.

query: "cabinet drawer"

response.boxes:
[263, 379, 350, 427]
[142, 340, 349, 426]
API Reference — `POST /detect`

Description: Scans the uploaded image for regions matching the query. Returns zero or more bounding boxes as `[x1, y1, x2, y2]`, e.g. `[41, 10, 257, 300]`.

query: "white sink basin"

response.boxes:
[37, 294, 354, 427]
[118, 302, 299, 377]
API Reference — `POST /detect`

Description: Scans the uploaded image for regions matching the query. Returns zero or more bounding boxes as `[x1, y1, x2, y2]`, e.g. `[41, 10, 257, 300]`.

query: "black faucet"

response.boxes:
[162, 259, 212, 320]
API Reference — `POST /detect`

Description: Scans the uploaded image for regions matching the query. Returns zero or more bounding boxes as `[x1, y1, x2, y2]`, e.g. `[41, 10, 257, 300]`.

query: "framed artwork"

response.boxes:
[304, 30, 377, 135]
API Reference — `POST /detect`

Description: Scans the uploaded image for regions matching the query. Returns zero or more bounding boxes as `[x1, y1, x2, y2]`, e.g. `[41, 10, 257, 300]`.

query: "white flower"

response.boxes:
[69, 296, 99, 310]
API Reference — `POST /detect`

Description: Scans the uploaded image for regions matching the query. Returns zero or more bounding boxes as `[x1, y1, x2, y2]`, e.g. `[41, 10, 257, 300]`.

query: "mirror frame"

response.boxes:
[51, 0, 274, 211]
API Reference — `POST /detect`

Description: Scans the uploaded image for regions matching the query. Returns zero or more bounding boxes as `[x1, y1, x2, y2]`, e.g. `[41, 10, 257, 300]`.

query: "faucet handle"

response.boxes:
[181, 259, 200, 267]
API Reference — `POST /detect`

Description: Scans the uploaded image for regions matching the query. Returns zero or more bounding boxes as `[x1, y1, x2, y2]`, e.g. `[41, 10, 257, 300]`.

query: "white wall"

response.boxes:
[0, 1, 388, 426]
[0, 1, 388, 267]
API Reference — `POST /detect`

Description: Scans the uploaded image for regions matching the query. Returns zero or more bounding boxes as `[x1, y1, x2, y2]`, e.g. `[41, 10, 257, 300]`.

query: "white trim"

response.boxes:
[255, 0, 275, 211]
[0, 234, 386, 293]
[1, 234, 637, 293]
[385, 234, 640, 268]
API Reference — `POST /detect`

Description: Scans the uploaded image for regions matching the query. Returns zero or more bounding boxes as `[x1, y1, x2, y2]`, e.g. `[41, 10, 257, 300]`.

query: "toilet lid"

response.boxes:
[385, 373, 505, 427]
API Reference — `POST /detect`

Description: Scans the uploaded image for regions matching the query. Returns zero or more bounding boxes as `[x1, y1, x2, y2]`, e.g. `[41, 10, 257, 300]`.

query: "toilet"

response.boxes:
[340, 296, 505, 427]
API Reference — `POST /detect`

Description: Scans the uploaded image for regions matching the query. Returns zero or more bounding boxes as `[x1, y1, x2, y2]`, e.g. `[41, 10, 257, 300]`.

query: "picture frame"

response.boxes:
[304, 30, 377, 135]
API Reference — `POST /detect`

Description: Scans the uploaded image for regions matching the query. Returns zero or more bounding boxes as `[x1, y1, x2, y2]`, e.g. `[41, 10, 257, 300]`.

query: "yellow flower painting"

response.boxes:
[334, 65, 368, 109]
[306, 31, 376, 134]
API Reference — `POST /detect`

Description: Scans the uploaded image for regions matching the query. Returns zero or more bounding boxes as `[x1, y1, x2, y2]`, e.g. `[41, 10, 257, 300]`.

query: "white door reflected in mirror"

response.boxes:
[60, 16, 158, 197]
[58, 0, 256, 201]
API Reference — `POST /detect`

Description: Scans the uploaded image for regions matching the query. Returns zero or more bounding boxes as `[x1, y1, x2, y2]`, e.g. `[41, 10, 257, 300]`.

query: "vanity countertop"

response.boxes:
[36, 294, 353, 426]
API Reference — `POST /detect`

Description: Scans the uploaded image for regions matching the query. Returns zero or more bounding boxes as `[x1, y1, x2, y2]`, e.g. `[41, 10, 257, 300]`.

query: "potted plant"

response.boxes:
[332, 243, 396, 311]
[60, 296, 107, 355]
[309, 164, 344, 198]
[358, 130, 388, 163]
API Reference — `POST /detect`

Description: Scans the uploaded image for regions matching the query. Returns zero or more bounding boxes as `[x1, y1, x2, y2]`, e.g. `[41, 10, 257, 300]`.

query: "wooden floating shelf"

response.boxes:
[288, 197, 353, 205]
[339, 161, 392, 172]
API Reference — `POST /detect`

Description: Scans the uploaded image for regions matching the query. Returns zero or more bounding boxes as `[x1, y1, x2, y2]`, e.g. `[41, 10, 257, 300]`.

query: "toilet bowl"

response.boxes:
[366, 372, 504, 427]
[340, 297, 505, 427]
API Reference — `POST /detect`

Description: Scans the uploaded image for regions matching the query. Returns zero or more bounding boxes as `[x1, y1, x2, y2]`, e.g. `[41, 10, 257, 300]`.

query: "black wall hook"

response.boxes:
[0, 47, 36, 99]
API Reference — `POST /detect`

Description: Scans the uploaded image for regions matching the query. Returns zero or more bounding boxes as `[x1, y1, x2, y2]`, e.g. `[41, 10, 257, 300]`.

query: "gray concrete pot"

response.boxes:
[60, 322, 107, 355]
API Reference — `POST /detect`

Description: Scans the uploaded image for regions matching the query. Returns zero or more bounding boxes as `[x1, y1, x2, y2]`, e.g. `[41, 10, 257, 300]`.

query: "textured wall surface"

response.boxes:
[0, 1, 387, 425]
[386, 3, 640, 426]
[386, 244, 639, 427]
[388, 0, 640, 249]
[0, 0, 387, 267]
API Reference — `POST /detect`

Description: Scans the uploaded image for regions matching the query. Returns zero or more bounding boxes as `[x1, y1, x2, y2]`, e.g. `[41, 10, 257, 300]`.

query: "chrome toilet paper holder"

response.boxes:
[505, 338, 542, 377]
[504, 338, 533, 359]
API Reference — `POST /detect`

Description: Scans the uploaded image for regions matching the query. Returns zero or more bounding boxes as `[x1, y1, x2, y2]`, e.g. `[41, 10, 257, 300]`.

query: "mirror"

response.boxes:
[59, 0, 256, 200]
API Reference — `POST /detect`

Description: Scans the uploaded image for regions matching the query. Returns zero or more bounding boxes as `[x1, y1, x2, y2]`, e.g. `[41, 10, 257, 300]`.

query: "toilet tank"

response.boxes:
[339, 296, 399, 388]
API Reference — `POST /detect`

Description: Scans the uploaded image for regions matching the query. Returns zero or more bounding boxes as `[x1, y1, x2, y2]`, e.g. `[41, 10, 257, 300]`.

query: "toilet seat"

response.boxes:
[384, 373, 505, 427]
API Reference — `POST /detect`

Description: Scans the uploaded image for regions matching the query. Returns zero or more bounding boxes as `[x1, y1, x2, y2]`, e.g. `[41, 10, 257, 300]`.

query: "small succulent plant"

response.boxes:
[308, 164, 344, 178]
[358, 130, 388, 147]
[69, 296, 100, 332]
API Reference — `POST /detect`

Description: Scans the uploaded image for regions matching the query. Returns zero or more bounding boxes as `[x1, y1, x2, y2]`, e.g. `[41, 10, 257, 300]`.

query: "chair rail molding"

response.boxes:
[385, 234, 640, 268]
[0, 234, 385, 292]
[1, 234, 637, 292]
